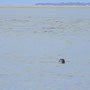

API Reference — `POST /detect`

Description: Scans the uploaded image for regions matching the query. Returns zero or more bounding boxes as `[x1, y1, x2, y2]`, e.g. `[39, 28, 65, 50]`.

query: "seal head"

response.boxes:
[59, 59, 65, 64]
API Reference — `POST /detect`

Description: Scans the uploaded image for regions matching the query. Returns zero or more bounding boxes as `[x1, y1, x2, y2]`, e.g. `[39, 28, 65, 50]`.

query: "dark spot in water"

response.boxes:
[44, 30, 48, 32]
[59, 59, 65, 64]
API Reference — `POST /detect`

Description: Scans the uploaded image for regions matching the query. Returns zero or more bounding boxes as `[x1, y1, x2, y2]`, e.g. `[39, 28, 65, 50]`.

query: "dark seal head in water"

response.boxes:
[59, 59, 65, 64]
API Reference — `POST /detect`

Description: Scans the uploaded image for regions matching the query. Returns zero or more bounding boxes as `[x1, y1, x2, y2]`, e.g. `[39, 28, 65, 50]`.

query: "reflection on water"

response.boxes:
[0, 8, 90, 90]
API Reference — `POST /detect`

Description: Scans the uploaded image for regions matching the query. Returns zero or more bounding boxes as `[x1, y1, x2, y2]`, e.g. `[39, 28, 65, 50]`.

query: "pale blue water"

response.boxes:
[0, 8, 90, 90]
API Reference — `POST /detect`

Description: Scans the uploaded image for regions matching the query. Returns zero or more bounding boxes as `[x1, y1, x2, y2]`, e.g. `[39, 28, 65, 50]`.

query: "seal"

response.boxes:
[59, 59, 65, 64]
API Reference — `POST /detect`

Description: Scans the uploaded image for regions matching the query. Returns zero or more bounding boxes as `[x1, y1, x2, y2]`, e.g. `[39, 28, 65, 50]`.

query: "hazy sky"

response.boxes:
[0, 0, 90, 5]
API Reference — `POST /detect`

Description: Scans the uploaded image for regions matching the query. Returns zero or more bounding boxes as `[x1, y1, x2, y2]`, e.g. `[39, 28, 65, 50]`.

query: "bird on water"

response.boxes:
[59, 59, 65, 64]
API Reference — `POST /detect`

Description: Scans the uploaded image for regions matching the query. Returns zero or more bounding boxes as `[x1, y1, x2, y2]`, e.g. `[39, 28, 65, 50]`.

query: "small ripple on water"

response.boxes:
[40, 61, 57, 64]
[0, 74, 8, 77]
[10, 19, 30, 23]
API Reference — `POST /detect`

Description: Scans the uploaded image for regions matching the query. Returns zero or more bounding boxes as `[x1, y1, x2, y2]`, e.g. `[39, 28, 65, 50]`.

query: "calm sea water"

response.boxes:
[0, 8, 90, 90]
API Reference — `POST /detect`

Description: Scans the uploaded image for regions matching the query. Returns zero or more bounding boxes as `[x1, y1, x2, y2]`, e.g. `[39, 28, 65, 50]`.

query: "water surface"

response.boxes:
[0, 8, 90, 90]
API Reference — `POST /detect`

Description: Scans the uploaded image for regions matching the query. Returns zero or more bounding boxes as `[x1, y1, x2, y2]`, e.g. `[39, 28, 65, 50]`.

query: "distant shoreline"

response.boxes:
[0, 5, 90, 8]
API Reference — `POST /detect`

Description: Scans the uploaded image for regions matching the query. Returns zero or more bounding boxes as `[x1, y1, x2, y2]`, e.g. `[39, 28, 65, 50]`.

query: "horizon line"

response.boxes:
[0, 5, 90, 8]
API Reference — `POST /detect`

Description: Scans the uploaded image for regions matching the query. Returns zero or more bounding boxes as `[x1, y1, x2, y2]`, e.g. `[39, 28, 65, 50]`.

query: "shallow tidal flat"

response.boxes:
[0, 8, 90, 90]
